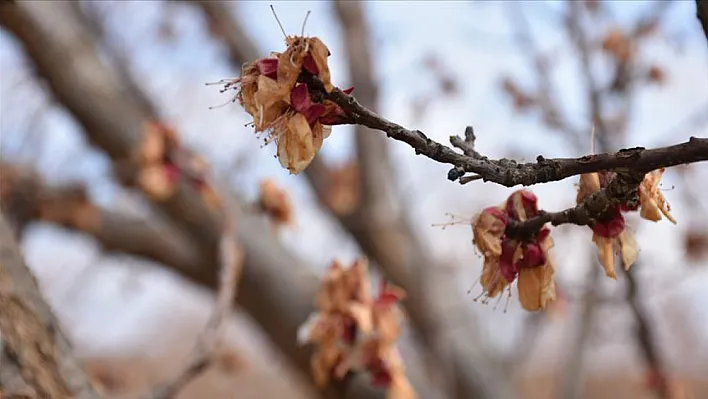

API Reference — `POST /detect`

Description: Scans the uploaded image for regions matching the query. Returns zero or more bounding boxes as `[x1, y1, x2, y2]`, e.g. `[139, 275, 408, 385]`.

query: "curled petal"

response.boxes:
[593, 234, 616, 279]
[618, 230, 639, 270]
[255, 57, 278, 79]
[276, 112, 317, 174]
[472, 206, 508, 257]
[517, 263, 556, 311]
[254, 75, 289, 131]
[303, 54, 319, 75]
[639, 169, 677, 224]
[480, 257, 508, 298]
[278, 37, 308, 91]
[505, 189, 538, 221]
[307, 37, 334, 92]
[577, 173, 601, 204]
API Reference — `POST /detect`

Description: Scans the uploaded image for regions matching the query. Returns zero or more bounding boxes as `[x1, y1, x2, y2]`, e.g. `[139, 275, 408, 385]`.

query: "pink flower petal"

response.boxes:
[499, 239, 518, 282]
[290, 83, 326, 125]
[303, 54, 319, 75]
[255, 58, 278, 79]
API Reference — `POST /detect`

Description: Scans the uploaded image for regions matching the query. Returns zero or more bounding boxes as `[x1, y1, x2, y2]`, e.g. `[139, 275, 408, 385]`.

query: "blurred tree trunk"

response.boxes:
[0, 212, 100, 399]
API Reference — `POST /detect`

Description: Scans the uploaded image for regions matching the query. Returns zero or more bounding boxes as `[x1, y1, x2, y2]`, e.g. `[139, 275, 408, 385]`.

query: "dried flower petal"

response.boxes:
[593, 234, 616, 279]
[480, 257, 508, 298]
[275, 112, 317, 174]
[505, 189, 538, 221]
[277, 37, 309, 92]
[576, 173, 601, 204]
[291, 83, 326, 125]
[617, 230, 639, 270]
[499, 239, 520, 282]
[254, 74, 289, 130]
[307, 37, 334, 92]
[517, 263, 556, 311]
[472, 206, 508, 257]
[258, 178, 294, 228]
[639, 169, 676, 224]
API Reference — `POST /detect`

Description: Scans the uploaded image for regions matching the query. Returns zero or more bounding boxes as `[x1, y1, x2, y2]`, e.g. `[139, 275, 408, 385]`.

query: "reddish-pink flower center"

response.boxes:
[499, 239, 518, 282]
[591, 207, 625, 238]
[290, 83, 326, 126]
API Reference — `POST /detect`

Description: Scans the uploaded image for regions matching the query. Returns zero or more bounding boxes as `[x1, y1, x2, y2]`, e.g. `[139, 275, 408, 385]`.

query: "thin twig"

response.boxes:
[149, 221, 242, 399]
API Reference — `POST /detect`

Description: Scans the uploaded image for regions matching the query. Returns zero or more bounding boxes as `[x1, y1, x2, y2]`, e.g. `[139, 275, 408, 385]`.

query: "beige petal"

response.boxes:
[593, 234, 616, 279]
[307, 37, 334, 92]
[577, 173, 601, 204]
[480, 257, 508, 298]
[349, 302, 373, 334]
[617, 230, 639, 270]
[639, 169, 677, 224]
[254, 75, 289, 131]
[278, 37, 308, 92]
[472, 207, 506, 257]
[517, 263, 556, 311]
[276, 113, 316, 174]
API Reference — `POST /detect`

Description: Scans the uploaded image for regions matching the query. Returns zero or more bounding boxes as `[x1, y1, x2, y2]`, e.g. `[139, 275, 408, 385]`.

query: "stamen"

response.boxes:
[270, 5, 288, 39]
[301, 10, 311, 36]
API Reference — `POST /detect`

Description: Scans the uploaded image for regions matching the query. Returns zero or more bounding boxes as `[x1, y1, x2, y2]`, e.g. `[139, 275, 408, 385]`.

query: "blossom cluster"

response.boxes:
[297, 259, 416, 399]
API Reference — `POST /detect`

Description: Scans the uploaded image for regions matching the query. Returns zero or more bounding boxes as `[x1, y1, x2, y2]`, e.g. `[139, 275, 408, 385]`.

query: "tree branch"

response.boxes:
[0, 212, 100, 399]
[696, 0, 708, 45]
[308, 77, 708, 186]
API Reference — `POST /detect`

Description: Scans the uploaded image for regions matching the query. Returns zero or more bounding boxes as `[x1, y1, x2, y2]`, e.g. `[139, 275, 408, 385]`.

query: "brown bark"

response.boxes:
[697, 0, 708, 45]
[0, 2, 380, 398]
[0, 212, 100, 399]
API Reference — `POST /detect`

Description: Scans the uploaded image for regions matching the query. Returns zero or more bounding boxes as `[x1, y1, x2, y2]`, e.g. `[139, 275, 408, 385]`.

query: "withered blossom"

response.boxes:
[258, 178, 294, 229]
[298, 259, 416, 398]
[576, 169, 675, 279]
[218, 33, 354, 174]
[472, 190, 556, 311]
